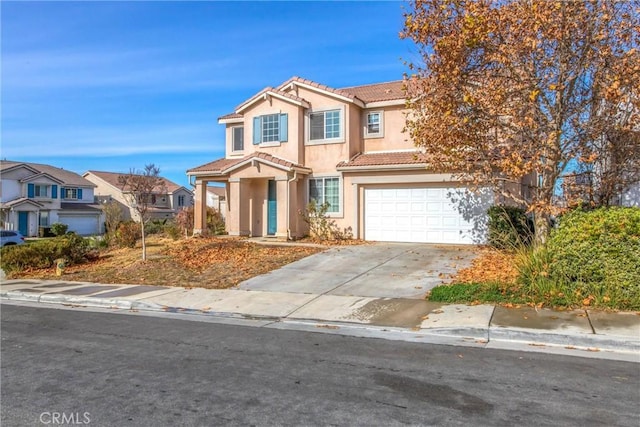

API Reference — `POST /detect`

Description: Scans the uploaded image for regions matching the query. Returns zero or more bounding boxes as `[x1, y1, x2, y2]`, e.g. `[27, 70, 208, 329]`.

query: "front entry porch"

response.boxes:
[188, 152, 311, 240]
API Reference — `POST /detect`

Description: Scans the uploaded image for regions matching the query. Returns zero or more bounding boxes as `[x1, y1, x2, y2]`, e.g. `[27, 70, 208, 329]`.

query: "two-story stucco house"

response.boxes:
[187, 77, 502, 244]
[83, 171, 193, 222]
[0, 160, 103, 236]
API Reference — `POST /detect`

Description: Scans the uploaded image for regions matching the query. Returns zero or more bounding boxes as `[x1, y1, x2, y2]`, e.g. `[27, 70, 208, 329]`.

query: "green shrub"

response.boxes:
[113, 221, 141, 248]
[50, 222, 69, 236]
[146, 219, 167, 235]
[487, 205, 533, 249]
[516, 207, 640, 310]
[163, 222, 182, 240]
[0, 234, 91, 273]
[206, 207, 226, 236]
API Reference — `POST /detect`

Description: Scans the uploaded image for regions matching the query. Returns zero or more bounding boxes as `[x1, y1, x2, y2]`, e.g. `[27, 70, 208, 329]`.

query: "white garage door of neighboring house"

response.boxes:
[58, 216, 99, 236]
[364, 187, 492, 244]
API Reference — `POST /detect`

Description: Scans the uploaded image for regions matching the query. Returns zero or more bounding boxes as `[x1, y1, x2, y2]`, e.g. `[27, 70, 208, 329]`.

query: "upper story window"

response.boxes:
[307, 108, 344, 144]
[253, 113, 288, 145]
[34, 185, 48, 198]
[309, 177, 340, 214]
[364, 111, 384, 138]
[232, 126, 244, 152]
[27, 183, 58, 199]
[62, 187, 83, 200]
[178, 195, 185, 207]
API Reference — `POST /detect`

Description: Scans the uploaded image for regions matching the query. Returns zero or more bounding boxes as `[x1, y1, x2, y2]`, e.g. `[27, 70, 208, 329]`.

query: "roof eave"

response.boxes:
[364, 99, 406, 108]
[337, 163, 428, 172]
[218, 117, 244, 124]
[236, 90, 310, 114]
[287, 81, 365, 108]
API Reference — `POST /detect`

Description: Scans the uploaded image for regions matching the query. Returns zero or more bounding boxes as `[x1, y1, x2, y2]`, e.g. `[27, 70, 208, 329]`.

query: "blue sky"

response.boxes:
[1, 1, 415, 188]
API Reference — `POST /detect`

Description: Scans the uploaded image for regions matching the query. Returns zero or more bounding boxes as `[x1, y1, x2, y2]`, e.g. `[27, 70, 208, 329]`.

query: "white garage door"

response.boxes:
[58, 216, 99, 236]
[364, 187, 492, 244]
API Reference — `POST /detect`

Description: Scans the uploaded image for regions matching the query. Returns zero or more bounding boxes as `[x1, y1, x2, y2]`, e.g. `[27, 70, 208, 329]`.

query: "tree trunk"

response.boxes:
[533, 212, 550, 246]
[141, 221, 147, 262]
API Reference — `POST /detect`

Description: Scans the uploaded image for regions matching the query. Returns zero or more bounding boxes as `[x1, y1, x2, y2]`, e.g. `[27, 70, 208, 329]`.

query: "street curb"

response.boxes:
[489, 327, 640, 353]
[1, 291, 639, 358]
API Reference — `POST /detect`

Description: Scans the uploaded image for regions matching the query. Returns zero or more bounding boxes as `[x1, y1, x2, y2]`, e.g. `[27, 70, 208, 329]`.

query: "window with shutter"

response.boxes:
[252, 113, 288, 145]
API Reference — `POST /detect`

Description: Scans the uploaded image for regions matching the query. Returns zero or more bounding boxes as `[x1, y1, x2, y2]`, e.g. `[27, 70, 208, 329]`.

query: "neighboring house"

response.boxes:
[206, 186, 227, 219]
[187, 76, 513, 244]
[83, 171, 193, 222]
[0, 160, 103, 236]
[561, 172, 640, 208]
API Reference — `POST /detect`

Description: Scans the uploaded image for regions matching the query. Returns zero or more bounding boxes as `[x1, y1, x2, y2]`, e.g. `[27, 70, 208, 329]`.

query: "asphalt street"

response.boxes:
[2, 304, 639, 426]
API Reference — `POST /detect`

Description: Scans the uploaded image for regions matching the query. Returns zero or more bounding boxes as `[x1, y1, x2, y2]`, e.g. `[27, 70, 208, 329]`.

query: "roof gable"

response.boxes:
[0, 160, 95, 187]
[187, 152, 311, 176]
[20, 172, 64, 185]
[235, 87, 310, 114]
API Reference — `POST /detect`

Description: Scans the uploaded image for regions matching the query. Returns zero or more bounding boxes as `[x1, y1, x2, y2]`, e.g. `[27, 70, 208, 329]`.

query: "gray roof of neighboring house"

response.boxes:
[60, 203, 102, 212]
[85, 170, 185, 194]
[0, 160, 96, 187]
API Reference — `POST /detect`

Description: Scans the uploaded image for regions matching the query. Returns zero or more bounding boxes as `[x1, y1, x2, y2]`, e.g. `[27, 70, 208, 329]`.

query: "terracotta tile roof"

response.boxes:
[218, 77, 406, 119]
[188, 152, 309, 175]
[339, 80, 405, 103]
[186, 157, 243, 174]
[86, 170, 183, 193]
[337, 151, 428, 169]
[278, 76, 359, 102]
[218, 112, 242, 120]
[235, 86, 308, 112]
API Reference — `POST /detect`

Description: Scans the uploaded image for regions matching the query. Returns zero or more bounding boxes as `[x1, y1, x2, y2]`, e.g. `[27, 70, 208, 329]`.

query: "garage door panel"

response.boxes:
[58, 216, 99, 236]
[364, 186, 491, 244]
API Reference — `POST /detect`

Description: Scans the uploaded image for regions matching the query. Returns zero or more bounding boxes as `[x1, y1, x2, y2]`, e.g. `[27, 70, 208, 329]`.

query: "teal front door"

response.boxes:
[18, 212, 28, 236]
[267, 180, 277, 236]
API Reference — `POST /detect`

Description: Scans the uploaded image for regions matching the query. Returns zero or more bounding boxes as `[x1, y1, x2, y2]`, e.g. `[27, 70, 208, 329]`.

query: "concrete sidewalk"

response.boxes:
[2, 279, 639, 361]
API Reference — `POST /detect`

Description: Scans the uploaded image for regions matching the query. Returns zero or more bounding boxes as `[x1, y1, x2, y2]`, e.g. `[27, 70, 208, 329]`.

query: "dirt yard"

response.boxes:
[14, 236, 324, 289]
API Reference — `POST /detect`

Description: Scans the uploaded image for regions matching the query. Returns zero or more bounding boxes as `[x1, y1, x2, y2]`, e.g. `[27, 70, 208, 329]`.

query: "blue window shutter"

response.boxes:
[77, 189, 83, 200]
[60, 187, 65, 199]
[27, 183, 34, 198]
[279, 113, 288, 142]
[253, 116, 261, 145]
[52, 185, 58, 199]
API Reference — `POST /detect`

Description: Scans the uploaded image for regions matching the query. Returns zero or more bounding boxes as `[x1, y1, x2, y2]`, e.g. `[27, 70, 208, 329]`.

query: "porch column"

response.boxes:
[193, 180, 208, 235]
[275, 176, 289, 239]
[229, 178, 251, 236]
[287, 176, 300, 239]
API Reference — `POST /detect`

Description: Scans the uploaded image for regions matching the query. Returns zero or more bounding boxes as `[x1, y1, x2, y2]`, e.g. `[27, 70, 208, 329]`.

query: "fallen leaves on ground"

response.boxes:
[451, 247, 518, 284]
[13, 236, 323, 289]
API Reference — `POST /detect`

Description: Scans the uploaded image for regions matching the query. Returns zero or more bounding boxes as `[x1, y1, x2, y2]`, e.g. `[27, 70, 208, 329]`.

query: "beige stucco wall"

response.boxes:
[85, 174, 133, 221]
[362, 106, 413, 153]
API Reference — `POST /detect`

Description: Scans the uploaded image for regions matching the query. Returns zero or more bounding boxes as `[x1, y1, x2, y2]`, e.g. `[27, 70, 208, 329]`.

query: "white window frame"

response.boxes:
[231, 126, 244, 153]
[177, 195, 185, 207]
[307, 175, 342, 217]
[34, 185, 49, 198]
[364, 110, 384, 138]
[63, 188, 78, 200]
[39, 211, 49, 227]
[261, 113, 280, 144]
[305, 106, 345, 145]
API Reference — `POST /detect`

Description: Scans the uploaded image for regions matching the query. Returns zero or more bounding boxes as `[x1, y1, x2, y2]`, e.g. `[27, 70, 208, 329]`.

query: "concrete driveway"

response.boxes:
[238, 243, 478, 299]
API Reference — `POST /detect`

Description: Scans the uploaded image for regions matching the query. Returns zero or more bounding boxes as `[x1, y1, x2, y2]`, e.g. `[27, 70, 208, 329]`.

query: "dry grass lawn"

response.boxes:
[13, 236, 324, 289]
